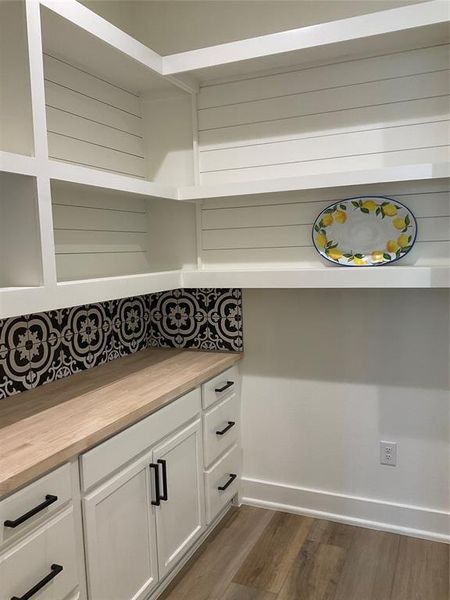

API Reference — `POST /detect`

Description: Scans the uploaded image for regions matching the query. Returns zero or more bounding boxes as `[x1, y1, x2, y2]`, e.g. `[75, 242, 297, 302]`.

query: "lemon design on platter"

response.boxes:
[335, 211, 346, 224]
[316, 233, 327, 248]
[328, 248, 343, 261]
[353, 257, 367, 265]
[322, 213, 333, 227]
[397, 234, 410, 248]
[383, 203, 397, 216]
[393, 218, 406, 230]
[371, 251, 384, 263]
[362, 199, 377, 212]
[386, 240, 399, 253]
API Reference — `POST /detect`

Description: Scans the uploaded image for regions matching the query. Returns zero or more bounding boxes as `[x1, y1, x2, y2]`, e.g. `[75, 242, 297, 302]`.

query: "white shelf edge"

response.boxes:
[39, 0, 198, 94]
[0, 152, 38, 177]
[181, 266, 450, 289]
[178, 163, 450, 200]
[163, 0, 449, 76]
[48, 160, 180, 200]
[0, 271, 183, 319]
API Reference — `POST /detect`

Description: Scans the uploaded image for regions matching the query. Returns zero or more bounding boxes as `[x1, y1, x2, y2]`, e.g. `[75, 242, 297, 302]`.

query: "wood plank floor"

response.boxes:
[160, 506, 449, 600]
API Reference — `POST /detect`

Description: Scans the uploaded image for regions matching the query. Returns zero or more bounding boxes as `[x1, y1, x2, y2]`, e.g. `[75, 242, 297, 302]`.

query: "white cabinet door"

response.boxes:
[83, 454, 158, 600]
[152, 419, 205, 579]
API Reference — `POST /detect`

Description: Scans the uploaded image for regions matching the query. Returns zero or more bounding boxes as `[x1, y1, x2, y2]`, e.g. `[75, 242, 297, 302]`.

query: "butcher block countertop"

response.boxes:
[0, 349, 242, 498]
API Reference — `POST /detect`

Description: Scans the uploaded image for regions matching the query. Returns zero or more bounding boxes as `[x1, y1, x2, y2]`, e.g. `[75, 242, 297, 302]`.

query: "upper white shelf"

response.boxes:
[179, 163, 450, 200]
[39, 0, 197, 95]
[162, 0, 450, 82]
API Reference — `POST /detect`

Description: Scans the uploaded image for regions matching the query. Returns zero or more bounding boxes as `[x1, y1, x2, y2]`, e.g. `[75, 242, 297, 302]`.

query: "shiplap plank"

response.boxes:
[202, 217, 450, 250]
[200, 147, 450, 185]
[201, 241, 450, 269]
[54, 230, 148, 254]
[44, 54, 141, 116]
[56, 252, 150, 281]
[51, 187, 147, 213]
[200, 121, 449, 172]
[199, 96, 450, 151]
[48, 133, 145, 178]
[47, 107, 144, 157]
[201, 179, 450, 210]
[202, 193, 450, 230]
[198, 71, 448, 131]
[45, 81, 142, 136]
[52, 204, 147, 232]
[199, 45, 450, 109]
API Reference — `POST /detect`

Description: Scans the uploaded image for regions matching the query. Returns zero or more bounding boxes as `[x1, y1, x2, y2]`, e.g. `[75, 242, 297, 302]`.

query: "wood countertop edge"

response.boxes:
[0, 350, 242, 499]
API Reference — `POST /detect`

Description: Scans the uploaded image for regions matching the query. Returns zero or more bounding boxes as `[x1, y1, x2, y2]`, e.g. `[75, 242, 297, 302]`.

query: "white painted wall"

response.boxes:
[241, 288, 450, 538]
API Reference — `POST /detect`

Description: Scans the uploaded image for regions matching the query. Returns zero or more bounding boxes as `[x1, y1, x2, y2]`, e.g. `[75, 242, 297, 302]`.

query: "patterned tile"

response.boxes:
[0, 288, 243, 400]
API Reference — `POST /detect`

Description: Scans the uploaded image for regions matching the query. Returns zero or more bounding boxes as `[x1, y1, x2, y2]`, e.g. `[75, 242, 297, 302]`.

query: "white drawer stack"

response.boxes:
[0, 464, 80, 600]
[201, 365, 242, 523]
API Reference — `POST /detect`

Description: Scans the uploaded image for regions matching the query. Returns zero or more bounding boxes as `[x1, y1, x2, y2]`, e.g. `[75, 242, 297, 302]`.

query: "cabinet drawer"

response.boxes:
[202, 366, 240, 410]
[0, 508, 79, 600]
[81, 387, 201, 491]
[0, 464, 72, 547]
[203, 393, 240, 468]
[204, 444, 241, 524]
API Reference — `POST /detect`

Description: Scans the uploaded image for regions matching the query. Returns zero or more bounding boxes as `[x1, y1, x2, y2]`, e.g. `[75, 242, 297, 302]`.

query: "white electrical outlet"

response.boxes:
[380, 441, 397, 466]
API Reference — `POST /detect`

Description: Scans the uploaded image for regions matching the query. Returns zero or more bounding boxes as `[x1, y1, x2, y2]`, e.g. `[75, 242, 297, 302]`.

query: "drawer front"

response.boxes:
[0, 464, 72, 547]
[81, 387, 201, 492]
[202, 366, 240, 410]
[204, 444, 241, 524]
[0, 508, 79, 600]
[203, 393, 240, 468]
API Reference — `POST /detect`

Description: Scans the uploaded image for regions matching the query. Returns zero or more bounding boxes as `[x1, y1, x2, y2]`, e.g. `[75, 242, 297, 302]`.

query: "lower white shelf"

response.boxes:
[182, 266, 450, 289]
[1, 266, 448, 319]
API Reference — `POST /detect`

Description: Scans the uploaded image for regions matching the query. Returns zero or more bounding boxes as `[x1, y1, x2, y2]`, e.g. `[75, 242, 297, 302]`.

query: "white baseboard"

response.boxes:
[241, 477, 450, 544]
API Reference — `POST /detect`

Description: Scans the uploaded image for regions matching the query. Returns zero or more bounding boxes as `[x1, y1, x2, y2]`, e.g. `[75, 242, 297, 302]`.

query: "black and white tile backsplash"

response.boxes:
[0, 289, 243, 400]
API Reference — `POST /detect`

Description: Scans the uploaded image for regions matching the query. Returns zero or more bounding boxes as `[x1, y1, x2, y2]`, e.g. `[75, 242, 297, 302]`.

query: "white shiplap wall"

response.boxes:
[52, 183, 150, 281]
[197, 45, 450, 185]
[200, 179, 450, 268]
[44, 54, 146, 178]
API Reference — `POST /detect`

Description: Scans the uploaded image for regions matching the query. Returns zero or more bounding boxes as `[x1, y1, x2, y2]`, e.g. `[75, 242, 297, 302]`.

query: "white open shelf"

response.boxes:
[0, 0, 448, 319]
[162, 0, 450, 82]
[0, 0, 34, 157]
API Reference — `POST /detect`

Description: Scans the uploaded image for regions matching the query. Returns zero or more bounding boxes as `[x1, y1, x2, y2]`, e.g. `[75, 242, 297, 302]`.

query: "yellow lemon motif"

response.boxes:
[316, 233, 327, 248]
[362, 200, 378, 212]
[383, 203, 397, 216]
[353, 257, 367, 265]
[397, 234, 409, 248]
[371, 251, 384, 263]
[393, 218, 406, 230]
[386, 240, 399, 253]
[322, 213, 333, 227]
[335, 211, 346, 224]
[328, 248, 343, 261]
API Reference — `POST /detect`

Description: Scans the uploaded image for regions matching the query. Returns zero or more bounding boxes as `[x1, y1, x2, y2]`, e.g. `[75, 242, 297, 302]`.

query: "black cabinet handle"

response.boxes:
[150, 463, 161, 506]
[216, 421, 236, 436]
[157, 459, 168, 501]
[215, 381, 234, 393]
[4, 495, 58, 529]
[218, 473, 237, 491]
[10, 564, 63, 600]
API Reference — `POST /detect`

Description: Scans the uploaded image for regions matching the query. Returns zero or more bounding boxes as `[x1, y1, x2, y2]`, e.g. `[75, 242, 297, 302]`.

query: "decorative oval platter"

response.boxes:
[312, 196, 417, 267]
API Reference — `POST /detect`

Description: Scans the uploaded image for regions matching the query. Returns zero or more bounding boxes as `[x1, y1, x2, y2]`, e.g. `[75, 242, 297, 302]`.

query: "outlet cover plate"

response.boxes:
[380, 441, 397, 466]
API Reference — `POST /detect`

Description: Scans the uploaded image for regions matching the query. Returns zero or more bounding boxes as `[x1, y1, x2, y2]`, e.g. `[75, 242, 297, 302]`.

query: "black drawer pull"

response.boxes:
[157, 459, 168, 501]
[150, 463, 161, 506]
[215, 381, 234, 393]
[11, 563, 63, 600]
[218, 473, 237, 491]
[216, 421, 236, 436]
[4, 495, 58, 529]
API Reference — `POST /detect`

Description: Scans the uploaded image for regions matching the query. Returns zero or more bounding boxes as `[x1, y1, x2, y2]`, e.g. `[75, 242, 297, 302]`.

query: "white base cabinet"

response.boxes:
[83, 455, 158, 600]
[152, 419, 205, 579]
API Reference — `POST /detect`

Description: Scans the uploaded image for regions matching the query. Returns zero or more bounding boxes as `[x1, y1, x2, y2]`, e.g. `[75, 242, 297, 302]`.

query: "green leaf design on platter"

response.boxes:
[383, 253, 391, 261]
[360, 207, 370, 214]
[351, 201, 359, 208]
